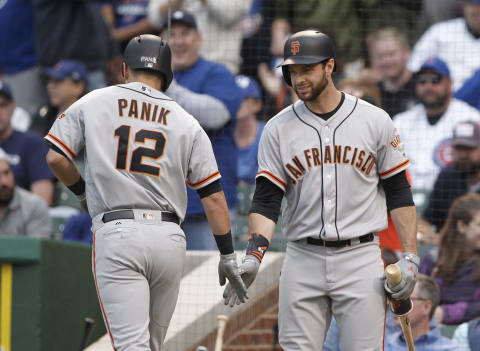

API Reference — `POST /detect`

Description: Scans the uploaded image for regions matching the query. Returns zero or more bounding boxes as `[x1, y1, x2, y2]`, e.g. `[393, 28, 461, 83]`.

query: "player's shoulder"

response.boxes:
[263, 102, 298, 131]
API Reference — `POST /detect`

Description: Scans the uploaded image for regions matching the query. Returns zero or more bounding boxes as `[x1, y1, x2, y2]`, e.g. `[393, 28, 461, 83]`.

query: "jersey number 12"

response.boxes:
[114, 125, 166, 177]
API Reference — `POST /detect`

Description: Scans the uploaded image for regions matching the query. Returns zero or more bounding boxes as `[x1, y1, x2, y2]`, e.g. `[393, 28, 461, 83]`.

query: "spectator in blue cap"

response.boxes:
[393, 57, 480, 206]
[31, 60, 89, 137]
[234, 75, 265, 186]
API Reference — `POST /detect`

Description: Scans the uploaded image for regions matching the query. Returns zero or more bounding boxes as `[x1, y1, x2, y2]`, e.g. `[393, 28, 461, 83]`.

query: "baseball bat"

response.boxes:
[77, 317, 96, 351]
[386, 264, 415, 351]
[214, 315, 229, 351]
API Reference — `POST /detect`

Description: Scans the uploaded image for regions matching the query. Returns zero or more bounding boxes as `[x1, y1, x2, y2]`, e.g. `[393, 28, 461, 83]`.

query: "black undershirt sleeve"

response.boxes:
[249, 177, 284, 223]
[197, 179, 222, 198]
[380, 170, 414, 211]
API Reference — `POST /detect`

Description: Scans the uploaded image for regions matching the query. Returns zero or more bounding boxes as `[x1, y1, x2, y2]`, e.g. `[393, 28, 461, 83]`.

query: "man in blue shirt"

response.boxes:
[0, 81, 54, 205]
[385, 274, 457, 351]
[162, 9, 243, 250]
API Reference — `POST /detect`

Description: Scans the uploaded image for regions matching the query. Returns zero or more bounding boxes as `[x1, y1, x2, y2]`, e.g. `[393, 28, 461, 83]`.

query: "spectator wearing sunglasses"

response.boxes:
[393, 57, 480, 199]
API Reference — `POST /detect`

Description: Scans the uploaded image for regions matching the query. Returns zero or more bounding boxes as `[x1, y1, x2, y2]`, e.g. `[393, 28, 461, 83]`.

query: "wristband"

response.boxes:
[67, 177, 86, 196]
[246, 233, 269, 263]
[214, 231, 234, 255]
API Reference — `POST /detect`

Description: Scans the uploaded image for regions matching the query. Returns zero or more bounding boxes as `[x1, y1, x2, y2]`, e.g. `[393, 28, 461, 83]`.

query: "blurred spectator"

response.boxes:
[101, 0, 155, 51]
[33, 0, 117, 91]
[337, 78, 381, 107]
[161, 10, 243, 250]
[31, 60, 88, 137]
[420, 193, 480, 325]
[368, 28, 417, 117]
[421, 121, 480, 238]
[0, 80, 54, 205]
[416, 0, 464, 36]
[0, 81, 33, 132]
[452, 316, 480, 351]
[385, 274, 457, 350]
[455, 68, 480, 110]
[149, 0, 251, 74]
[0, 148, 51, 238]
[394, 57, 480, 194]
[408, 0, 480, 91]
[63, 212, 92, 244]
[234, 75, 265, 185]
[0, 0, 48, 116]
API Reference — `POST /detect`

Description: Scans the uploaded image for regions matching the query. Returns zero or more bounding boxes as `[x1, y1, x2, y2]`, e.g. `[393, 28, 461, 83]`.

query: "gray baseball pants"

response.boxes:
[279, 237, 386, 351]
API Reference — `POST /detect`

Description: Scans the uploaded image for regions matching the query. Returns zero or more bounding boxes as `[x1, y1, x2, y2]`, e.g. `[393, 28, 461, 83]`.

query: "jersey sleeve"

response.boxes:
[377, 114, 410, 180]
[256, 126, 288, 192]
[186, 127, 222, 190]
[44, 99, 85, 161]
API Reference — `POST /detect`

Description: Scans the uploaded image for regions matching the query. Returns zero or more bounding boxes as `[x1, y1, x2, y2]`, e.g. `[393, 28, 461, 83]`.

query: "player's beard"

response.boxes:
[294, 70, 328, 102]
[0, 185, 14, 206]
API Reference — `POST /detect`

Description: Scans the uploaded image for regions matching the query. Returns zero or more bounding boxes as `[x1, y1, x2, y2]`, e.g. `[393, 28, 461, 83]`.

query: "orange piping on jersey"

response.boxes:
[93, 232, 118, 351]
[257, 170, 287, 190]
[379, 160, 410, 177]
[46, 133, 76, 159]
[187, 171, 221, 187]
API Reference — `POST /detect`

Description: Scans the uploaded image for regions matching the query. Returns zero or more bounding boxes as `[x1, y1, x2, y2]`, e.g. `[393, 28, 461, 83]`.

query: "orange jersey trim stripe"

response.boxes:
[379, 160, 410, 177]
[93, 233, 118, 351]
[187, 171, 221, 188]
[46, 133, 76, 159]
[257, 170, 287, 190]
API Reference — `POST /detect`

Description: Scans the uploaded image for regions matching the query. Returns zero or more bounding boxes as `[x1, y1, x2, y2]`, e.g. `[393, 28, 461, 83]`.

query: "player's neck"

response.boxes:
[128, 76, 163, 92]
[306, 85, 342, 115]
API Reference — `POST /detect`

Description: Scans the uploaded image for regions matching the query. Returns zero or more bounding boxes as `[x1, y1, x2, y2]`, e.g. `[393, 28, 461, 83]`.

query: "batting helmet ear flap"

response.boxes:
[282, 66, 292, 86]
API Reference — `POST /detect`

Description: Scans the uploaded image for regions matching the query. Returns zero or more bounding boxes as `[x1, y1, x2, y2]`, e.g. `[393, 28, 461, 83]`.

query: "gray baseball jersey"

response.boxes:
[257, 93, 410, 241]
[45, 81, 221, 350]
[45, 82, 220, 220]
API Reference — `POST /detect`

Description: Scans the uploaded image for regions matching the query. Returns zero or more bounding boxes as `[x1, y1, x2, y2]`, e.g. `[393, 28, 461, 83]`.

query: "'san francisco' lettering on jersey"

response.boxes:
[285, 145, 376, 182]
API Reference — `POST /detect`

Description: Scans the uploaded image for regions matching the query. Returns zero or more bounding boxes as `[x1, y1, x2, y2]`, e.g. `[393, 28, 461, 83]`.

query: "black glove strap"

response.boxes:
[214, 231, 234, 255]
[246, 233, 269, 263]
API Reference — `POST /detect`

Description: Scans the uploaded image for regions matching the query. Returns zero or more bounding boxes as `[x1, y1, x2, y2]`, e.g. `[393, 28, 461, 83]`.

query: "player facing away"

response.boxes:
[223, 30, 419, 350]
[44, 35, 247, 351]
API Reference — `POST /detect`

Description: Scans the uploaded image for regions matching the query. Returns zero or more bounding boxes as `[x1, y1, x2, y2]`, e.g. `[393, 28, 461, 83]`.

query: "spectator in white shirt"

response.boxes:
[408, 0, 480, 92]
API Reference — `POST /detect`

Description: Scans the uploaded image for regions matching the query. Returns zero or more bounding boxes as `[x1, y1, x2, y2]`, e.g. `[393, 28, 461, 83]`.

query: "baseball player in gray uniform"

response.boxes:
[44, 35, 247, 351]
[223, 31, 419, 350]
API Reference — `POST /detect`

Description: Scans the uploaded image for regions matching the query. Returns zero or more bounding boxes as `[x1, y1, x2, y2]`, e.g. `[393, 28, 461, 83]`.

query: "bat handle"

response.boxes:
[214, 315, 229, 351]
[385, 264, 402, 288]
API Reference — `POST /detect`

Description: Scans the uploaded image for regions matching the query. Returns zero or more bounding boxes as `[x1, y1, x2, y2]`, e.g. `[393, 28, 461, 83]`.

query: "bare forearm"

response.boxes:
[46, 150, 81, 186]
[201, 191, 231, 235]
[391, 206, 418, 255]
[248, 213, 276, 243]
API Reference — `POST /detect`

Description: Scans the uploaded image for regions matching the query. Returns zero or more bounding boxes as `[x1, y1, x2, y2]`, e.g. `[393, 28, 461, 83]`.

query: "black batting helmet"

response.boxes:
[277, 30, 336, 86]
[123, 34, 173, 91]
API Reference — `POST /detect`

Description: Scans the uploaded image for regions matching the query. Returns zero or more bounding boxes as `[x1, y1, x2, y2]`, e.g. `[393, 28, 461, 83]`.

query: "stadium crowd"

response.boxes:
[1, 0, 480, 348]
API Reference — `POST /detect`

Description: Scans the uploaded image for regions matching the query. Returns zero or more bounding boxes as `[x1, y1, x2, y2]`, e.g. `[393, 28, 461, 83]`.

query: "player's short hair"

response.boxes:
[415, 274, 440, 320]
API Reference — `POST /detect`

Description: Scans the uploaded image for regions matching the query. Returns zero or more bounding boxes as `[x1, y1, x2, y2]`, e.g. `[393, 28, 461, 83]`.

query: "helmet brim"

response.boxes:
[276, 56, 331, 68]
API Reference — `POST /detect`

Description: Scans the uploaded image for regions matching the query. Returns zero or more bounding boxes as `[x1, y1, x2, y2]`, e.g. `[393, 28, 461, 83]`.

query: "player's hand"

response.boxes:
[223, 254, 260, 307]
[77, 193, 88, 212]
[218, 253, 248, 304]
[383, 252, 420, 300]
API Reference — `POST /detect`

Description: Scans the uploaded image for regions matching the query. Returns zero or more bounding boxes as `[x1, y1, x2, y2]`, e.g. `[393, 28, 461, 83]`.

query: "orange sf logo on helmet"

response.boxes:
[291, 40, 300, 55]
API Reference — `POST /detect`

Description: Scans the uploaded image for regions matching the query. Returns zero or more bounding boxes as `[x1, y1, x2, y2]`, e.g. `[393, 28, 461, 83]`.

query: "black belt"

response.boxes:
[102, 210, 180, 225]
[306, 233, 375, 248]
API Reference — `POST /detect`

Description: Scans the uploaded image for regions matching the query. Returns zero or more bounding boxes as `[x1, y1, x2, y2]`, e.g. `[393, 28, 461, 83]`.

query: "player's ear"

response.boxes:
[122, 62, 129, 81]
